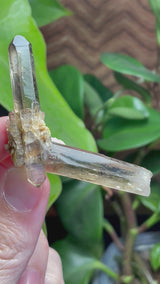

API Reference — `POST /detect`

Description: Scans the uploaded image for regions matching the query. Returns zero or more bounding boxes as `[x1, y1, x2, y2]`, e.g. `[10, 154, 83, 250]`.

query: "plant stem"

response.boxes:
[132, 198, 140, 210]
[120, 275, 134, 283]
[133, 253, 158, 284]
[103, 218, 124, 251]
[111, 198, 126, 238]
[95, 261, 118, 280]
[133, 148, 146, 165]
[119, 192, 137, 281]
[122, 228, 138, 279]
[138, 212, 160, 234]
[119, 192, 137, 229]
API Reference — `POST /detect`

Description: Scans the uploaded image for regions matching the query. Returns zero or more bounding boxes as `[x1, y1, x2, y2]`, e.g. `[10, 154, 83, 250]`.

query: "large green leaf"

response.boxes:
[138, 181, 160, 212]
[0, 0, 96, 204]
[50, 65, 84, 119]
[54, 237, 98, 284]
[141, 150, 160, 176]
[54, 237, 118, 284]
[150, 243, 160, 271]
[28, 0, 71, 27]
[0, 0, 97, 150]
[114, 72, 151, 103]
[98, 108, 160, 151]
[100, 53, 160, 83]
[148, 0, 160, 46]
[107, 95, 149, 120]
[56, 180, 103, 256]
[47, 174, 62, 212]
[84, 74, 113, 102]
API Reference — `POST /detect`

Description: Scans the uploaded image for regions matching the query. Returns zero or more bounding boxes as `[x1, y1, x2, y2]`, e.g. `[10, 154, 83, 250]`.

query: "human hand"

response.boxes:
[0, 116, 64, 284]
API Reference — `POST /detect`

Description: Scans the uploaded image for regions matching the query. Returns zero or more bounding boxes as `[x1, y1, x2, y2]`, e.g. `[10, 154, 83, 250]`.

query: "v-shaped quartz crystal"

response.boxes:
[7, 35, 152, 196]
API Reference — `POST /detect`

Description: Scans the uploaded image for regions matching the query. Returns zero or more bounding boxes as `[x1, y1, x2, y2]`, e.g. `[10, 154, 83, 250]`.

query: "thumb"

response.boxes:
[0, 166, 50, 284]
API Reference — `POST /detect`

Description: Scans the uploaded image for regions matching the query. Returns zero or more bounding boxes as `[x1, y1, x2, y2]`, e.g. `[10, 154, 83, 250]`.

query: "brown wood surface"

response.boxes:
[41, 0, 157, 90]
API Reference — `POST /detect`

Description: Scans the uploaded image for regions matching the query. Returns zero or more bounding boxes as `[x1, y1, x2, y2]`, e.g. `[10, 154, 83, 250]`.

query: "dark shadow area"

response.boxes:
[0, 105, 8, 116]
[46, 216, 67, 246]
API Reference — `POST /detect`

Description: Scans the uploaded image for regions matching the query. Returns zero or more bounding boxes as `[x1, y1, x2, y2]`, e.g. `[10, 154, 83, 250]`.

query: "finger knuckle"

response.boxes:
[0, 220, 26, 266]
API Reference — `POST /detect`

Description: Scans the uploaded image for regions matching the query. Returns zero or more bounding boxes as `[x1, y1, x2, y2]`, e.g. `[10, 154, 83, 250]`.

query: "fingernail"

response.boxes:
[2, 167, 42, 212]
[18, 268, 42, 284]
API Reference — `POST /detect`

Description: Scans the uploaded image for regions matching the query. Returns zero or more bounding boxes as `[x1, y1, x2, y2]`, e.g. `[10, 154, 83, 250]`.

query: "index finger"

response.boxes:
[0, 116, 10, 161]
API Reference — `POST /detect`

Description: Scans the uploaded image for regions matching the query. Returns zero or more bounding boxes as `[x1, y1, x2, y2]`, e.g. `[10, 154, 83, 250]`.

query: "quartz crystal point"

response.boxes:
[45, 141, 152, 196]
[8, 35, 46, 186]
[7, 35, 152, 195]
[8, 35, 40, 111]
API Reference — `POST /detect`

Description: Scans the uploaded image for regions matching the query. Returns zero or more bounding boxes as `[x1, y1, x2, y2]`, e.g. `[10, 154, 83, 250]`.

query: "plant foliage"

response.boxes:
[0, 0, 96, 216]
[1, 1, 160, 283]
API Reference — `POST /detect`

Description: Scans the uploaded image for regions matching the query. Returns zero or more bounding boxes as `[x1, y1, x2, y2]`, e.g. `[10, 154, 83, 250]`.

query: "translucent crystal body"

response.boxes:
[8, 35, 46, 186]
[8, 35, 40, 112]
[44, 142, 152, 196]
[7, 35, 152, 195]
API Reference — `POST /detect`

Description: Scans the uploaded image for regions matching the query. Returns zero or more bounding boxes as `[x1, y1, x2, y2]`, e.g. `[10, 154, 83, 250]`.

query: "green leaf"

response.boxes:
[107, 95, 149, 120]
[28, 0, 71, 27]
[0, 0, 97, 151]
[100, 53, 160, 83]
[150, 243, 160, 271]
[54, 237, 118, 284]
[47, 174, 62, 212]
[114, 72, 151, 103]
[141, 150, 160, 176]
[50, 65, 84, 119]
[138, 181, 160, 212]
[148, 0, 160, 46]
[83, 80, 104, 124]
[98, 108, 160, 151]
[54, 237, 98, 284]
[0, 0, 97, 209]
[42, 221, 47, 236]
[56, 180, 103, 256]
[84, 74, 113, 102]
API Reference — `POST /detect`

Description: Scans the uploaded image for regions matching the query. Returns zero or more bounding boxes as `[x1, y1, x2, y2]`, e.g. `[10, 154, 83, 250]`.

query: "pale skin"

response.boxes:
[0, 116, 64, 284]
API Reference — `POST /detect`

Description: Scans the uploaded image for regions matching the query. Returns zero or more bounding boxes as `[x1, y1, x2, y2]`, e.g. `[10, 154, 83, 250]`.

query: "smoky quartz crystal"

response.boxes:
[7, 35, 152, 195]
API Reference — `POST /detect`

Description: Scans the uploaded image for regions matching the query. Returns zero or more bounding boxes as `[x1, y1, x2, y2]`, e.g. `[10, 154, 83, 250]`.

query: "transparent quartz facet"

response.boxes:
[8, 35, 40, 112]
[8, 35, 45, 186]
[7, 35, 152, 195]
[44, 141, 152, 196]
